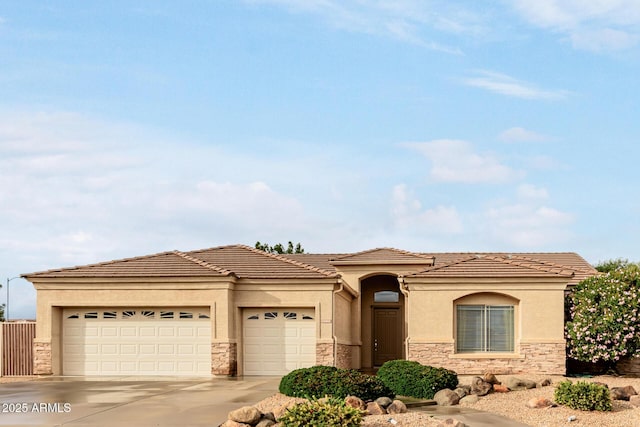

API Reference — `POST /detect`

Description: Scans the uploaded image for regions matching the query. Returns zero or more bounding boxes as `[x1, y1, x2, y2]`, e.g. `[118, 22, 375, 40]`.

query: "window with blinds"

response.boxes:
[456, 305, 514, 353]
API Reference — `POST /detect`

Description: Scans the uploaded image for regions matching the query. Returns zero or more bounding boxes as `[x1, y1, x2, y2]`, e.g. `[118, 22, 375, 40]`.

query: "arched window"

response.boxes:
[374, 290, 399, 303]
[455, 293, 517, 353]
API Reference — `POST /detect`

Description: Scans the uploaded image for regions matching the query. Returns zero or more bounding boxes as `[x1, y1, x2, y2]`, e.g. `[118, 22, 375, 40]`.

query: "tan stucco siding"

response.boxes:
[405, 279, 567, 345]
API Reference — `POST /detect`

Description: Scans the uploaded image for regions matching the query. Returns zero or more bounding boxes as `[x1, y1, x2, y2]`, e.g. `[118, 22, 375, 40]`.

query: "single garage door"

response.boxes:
[243, 308, 316, 375]
[62, 308, 211, 376]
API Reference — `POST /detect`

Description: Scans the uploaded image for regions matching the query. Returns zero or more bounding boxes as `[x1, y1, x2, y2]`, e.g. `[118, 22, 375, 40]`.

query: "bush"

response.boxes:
[278, 398, 364, 427]
[554, 380, 612, 411]
[279, 365, 394, 401]
[377, 360, 458, 399]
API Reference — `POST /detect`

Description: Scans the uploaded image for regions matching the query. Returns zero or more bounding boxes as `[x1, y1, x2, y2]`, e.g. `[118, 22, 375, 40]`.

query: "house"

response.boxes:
[23, 245, 597, 377]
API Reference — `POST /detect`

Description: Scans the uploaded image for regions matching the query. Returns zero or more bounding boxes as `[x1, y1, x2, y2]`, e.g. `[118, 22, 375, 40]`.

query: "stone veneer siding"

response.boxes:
[408, 342, 565, 375]
[33, 340, 53, 375]
[335, 343, 353, 369]
[316, 342, 334, 366]
[211, 342, 237, 376]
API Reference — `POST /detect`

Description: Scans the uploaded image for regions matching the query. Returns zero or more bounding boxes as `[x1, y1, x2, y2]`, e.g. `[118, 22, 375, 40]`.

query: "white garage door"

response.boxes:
[243, 308, 316, 375]
[62, 308, 211, 376]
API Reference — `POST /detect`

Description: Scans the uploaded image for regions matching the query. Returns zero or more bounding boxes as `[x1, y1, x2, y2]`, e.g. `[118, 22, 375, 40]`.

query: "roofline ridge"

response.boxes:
[238, 245, 338, 277]
[172, 251, 235, 276]
[332, 247, 437, 262]
[509, 254, 596, 274]
[411, 254, 479, 275]
[480, 255, 575, 277]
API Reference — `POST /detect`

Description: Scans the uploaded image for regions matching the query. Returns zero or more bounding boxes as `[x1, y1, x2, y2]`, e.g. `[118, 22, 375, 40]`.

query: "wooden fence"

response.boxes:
[0, 322, 36, 376]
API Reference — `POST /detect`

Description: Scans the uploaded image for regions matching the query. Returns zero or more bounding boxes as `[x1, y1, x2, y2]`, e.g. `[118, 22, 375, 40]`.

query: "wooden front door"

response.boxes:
[373, 307, 402, 366]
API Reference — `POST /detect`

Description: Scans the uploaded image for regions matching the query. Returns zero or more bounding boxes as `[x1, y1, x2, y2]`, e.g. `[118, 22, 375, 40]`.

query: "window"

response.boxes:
[123, 310, 136, 318]
[160, 311, 174, 319]
[179, 312, 193, 319]
[374, 290, 399, 303]
[456, 305, 514, 353]
[284, 312, 297, 320]
[264, 312, 278, 320]
[103, 311, 117, 319]
[247, 314, 259, 320]
[84, 312, 98, 319]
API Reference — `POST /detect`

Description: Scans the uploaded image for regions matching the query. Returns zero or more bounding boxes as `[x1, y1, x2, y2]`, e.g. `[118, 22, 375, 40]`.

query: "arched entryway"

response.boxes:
[360, 274, 405, 369]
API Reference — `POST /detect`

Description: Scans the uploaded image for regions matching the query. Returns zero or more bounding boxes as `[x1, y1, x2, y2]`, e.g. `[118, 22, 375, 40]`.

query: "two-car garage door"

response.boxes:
[62, 308, 211, 376]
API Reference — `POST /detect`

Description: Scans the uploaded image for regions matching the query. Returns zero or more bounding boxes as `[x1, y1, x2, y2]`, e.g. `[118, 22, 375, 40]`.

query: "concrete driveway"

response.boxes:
[0, 376, 280, 427]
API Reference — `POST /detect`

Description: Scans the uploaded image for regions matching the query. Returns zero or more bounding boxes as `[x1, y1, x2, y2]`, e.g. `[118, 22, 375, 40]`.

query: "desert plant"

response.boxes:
[279, 365, 393, 401]
[376, 360, 458, 399]
[278, 397, 364, 427]
[554, 380, 612, 412]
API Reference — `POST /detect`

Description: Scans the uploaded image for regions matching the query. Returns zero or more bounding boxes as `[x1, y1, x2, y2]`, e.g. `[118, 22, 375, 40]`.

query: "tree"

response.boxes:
[255, 241, 304, 254]
[595, 258, 640, 273]
[565, 264, 640, 371]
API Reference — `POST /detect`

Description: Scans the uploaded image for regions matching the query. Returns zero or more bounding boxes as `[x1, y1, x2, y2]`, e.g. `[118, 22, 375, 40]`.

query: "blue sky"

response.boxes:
[2, 1, 640, 319]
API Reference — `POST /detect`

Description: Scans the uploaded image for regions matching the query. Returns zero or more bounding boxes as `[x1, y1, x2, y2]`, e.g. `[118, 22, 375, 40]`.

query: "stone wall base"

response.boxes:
[33, 340, 53, 375]
[211, 342, 237, 376]
[408, 342, 565, 375]
[336, 343, 354, 369]
[316, 342, 334, 366]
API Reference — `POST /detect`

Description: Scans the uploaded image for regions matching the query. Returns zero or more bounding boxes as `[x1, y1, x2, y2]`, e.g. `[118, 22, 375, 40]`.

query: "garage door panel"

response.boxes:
[63, 308, 211, 376]
[243, 308, 316, 376]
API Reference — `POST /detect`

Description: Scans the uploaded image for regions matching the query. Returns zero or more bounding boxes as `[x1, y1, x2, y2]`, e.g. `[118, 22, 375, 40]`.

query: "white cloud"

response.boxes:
[404, 139, 523, 183]
[243, 0, 485, 53]
[484, 185, 574, 247]
[462, 70, 569, 100]
[391, 184, 463, 233]
[499, 127, 553, 143]
[512, 0, 640, 51]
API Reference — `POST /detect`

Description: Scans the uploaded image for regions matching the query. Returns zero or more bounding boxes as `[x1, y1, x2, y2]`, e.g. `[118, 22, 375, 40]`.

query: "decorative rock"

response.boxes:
[262, 412, 276, 422]
[470, 376, 492, 396]
[255, 418, 276, 427]
[459, 395, 479, 404]
[228, 406, 262, 425]
[437, 418, 468, 427]
[366, 401, 386, 415]
[483, 372, 501, 385]
[505, 377, 537, 391]
[434, 389, 460, 406]
[525, 397, 556, 409]
[611, 386, 637, 401]
[273, 402, 297, 421]
[453, 387, 467, 398]
[375, 396, 393, 408]
[538, 378, 552, 387]
[629, 395, 640, 407]
[493, 384, 509, 393]
[458, 384, 471, 395]
[345, 395, 366, 410]
[386, 399, 408, 414]
[220, 421, 251, 427]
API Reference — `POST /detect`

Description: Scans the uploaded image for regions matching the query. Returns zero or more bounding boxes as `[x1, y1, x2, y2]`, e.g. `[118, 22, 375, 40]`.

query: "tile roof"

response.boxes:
[329, 248, 436, 264]
[404, 255, 576, 278]
[22, 245, 596, 285]
[22, 251, 234, 278]
[185, 245, 339, 279]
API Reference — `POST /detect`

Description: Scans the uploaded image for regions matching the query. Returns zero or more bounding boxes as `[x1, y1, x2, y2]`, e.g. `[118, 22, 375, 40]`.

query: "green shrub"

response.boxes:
[377, 360, 458, 399]
[554, 380, 612, 411]
[279, 365, 394, 401]
[278, 398, 364, 427]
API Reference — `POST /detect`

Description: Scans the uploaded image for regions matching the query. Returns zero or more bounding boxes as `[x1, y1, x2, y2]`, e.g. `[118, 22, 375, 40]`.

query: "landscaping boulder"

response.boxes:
[273, 402, 297, 421]
[538, 378, 552, 387]
[220, 421, 251, 427]
[437, 418, 468, 427]
[228, 406, 262, 425]
[470, 376, 492, 396]
[434, 388, 460, 406]
[453, 387, 467, 398]
[611, 386, 638, 401]
[255, 419, 275, 427]
[386, 399, 408, 414]
[459, 395, 479, 404]
[505, 377, 537, 391]
[375, 396, 393, 409]
[483, 372, 501, 385]
[525, 397, 556, 409]
[493, 384, 509, 393]
[345, 395, 366, 410]
[366, 401, 386, 415]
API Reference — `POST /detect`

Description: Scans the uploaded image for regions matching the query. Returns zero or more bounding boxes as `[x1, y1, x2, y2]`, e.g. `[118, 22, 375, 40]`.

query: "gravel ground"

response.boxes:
[459, 374, 640, 427]
[252, 375, 640, 427]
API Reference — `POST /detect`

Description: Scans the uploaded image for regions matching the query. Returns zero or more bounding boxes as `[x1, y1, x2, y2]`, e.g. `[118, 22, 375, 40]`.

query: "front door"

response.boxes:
[373, 307, 402, 366]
